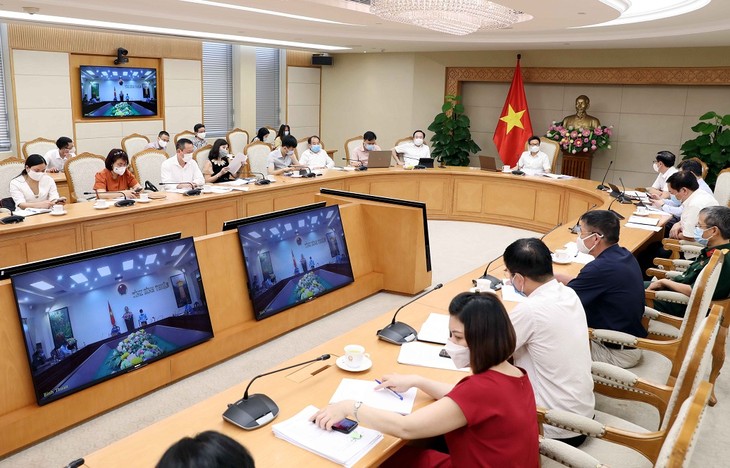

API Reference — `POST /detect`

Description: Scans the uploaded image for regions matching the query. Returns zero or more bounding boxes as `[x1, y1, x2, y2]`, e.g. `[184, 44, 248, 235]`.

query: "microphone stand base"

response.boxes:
[377, 321, 418, 345]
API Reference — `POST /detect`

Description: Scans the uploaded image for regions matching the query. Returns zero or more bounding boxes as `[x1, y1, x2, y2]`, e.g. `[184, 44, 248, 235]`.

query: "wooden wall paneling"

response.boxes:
[370, 178, 420, 200]
[452, 178, 484, 214]
[0, 240, 28, 268]
[25, 227, 80, 262]
[286, 50, 316, 67]
[417, 175, 451, 216]
[533, 189, 563, 226]
[204, 201, 239, 234]
[483, 182, 536, 220]
[566, 193, 593, 221]
[86, 222, 136, 249]
[133, 209, 207, 239]
[346, 180, 371, 194]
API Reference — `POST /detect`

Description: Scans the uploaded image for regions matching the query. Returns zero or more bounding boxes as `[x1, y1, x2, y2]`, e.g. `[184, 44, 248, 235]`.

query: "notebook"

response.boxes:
[367, 151, 392, 168]
[329, 378, 417, 415]
[478, 156, 500, 172]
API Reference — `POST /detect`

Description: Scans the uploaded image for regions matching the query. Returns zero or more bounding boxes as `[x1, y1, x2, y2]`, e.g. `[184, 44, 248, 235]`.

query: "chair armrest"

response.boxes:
[643, 305, 684, 328]
[539, 437, 605, 468]
[646, 268, 668, 280]
[591, 329, 638, 347]
[543, 408, 605, 437]
[591, 361, 638, 387]
[653, 290, 689, 305]
[592, 327, 680, 361]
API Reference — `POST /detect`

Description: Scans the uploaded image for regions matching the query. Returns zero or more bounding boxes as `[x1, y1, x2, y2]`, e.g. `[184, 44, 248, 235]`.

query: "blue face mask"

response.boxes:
[670, 194, 680, 205]
[511, 274, 527, 297]
[311, 144, 321, 153]
[365, 144, 376, 151]
[694, 226, 710, 247]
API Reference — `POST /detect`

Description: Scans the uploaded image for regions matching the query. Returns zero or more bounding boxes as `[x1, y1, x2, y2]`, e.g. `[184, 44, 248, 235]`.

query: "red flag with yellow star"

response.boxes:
[493, 56, 533, 167]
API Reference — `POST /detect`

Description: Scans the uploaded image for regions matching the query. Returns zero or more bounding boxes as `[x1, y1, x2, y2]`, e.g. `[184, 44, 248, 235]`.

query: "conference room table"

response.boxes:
[80, 172, 663, 467]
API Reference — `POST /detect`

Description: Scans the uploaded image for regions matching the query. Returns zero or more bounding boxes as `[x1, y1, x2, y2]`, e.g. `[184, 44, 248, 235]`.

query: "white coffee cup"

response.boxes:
[139, 192, 149, 201]
[475, 278, 492, 290]
[502, 165, 511, 172]
[51, 204, 64, 214]
[94, 200, 108, 208]
[554, 249, 571, 263]
[636, 206, 648, 215]
[343, 344, 370, 369]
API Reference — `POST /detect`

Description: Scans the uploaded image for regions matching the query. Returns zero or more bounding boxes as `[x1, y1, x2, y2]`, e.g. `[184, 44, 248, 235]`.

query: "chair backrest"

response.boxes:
[344, 136, 363, 165]
[131, 149, 168, 188]
[264, 127, 277, 145]
[296, 137, 310, 158]
[226, 128, 250, 155]
[715, 167, 730, 207]
[394, 136, 413, 149]
[64, 153, 105, 202]
[683, 157, 709, 180]
[524, 137, 560, 173]
[0, 158, 25, 199]
[121, 133, 150, 157]
[244, 141, 272, 176]
[22, 137, 56, 160]
[194, 145, 212, 173]
[174, 131, 195, 145]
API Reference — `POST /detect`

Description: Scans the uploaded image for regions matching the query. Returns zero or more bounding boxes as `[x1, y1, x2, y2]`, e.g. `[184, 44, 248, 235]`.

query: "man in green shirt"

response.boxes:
[646, 205, 730, 317]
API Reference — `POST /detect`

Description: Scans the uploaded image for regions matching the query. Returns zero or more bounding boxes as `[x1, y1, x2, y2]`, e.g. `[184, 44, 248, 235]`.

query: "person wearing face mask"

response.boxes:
[312, 292, 539, 467]
[350, 131, 381, 167]
[503, 238, 594, 447]
[298, 135, 334, 170]
[93, 149, 142, 199]
[666, 171, 719, 241]
[392, 130, 431, 167]
[44, 136, 76, 173]
[145, 131, 170, 151]
[203, 138, 239, 183]
[160, 138, 205, 189]
[646, 206, 730, 316]
[192, 123, 207, 150]
[272, 124, 291, 149]
[266, 135, 302, 175]
[9, 154, 65, 209]
[555, 210, 647, 368]
[517, 135, 551, 174]
[251, 127, 271, 143]
[647, 150, 678, 197]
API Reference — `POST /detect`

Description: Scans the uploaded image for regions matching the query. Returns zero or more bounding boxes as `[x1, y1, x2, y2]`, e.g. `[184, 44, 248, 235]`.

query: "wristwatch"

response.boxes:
[353, 401, 363, 422]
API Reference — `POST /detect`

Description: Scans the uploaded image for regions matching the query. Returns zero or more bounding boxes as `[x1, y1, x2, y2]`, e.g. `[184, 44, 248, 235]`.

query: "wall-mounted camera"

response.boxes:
[114, 48, 129, 65]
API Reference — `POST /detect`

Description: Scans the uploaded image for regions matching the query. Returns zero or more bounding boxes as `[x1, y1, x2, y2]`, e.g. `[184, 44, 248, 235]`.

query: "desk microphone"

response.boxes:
[477, 255, 504, 291]
[64, 458, 85, 468]
[607, 197, 626, 220]
[569, 204, 598, 233]
[223, 354, 331, 430]
[618, 177, 633, 204]
[83, 190, 136, 207]
[355, 165, 368, 171]
[159, 182, 202, 196]
[299, 167, 317, 178]
[377, 283, 443, 345]
[0, 207, 24, 224]
[251, 172, 271, 185]
[596, 160, 613, 190]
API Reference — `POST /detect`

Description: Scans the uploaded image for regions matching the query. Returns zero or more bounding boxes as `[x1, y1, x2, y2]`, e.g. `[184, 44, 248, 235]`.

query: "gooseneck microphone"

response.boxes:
[607, 196, 626, 220]
[477, 256, 504, 291]
[0, 207, 24, 224]
[83, 190, 136, 207]
[250, 172, 271, 185]
[223, 354, 331, 430]
[569, 204, 598, 233]
[377, 283, 443, 345]
[618, 177, 633, 204]
[64, 458, 85, 468]
[300, 167, 317, 178]
[159, 182, 202, 196]
[596, 160, 613, 190]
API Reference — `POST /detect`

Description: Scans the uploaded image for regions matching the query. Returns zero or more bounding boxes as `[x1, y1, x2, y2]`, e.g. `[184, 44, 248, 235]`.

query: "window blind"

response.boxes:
[0, 31, 11, 151]
[255, 47, 280, 130]
[202, 42, 233, 138]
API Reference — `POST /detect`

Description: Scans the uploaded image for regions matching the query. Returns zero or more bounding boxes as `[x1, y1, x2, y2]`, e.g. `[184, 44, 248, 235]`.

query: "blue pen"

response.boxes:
[375, 379, 404, 400]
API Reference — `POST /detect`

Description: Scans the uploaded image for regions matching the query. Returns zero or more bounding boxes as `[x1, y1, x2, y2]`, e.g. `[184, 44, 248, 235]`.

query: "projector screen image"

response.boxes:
[11, 237, 213, 406]
[80, 65, 158, 118]
[237, 205, 355, 320]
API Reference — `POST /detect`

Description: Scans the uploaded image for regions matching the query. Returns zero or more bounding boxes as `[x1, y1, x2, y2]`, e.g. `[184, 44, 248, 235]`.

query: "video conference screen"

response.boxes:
[11, 237, 213, 405]
[237, 205, 355, 320]
[80, 65, 158, 118]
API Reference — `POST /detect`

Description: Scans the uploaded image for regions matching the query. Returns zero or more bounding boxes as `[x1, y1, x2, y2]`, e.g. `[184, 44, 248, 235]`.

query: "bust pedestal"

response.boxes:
[561, 151, 594, 179]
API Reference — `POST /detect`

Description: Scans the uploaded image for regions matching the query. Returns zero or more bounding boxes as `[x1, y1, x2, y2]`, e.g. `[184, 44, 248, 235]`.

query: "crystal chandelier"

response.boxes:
[370, 0, 521, 36]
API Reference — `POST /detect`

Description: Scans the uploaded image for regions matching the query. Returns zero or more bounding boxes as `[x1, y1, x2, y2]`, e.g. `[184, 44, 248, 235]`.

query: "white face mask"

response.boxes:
[113, 166, 127, 176]
[283, 131, 289, 136]
[444, 338, 470, 369]
[27, 170, 44, 181]
[652, 162, 660, 173]
[220, 148, 229, 157]
[576, 232, 601, 254]
[197, 132, 206, 139]
[529, 145, 540, 153]
[286, 150, 294, 156]
[413, 138, 424, 146]
[158, 139, 168, 148]
[182, 153, 194, 163]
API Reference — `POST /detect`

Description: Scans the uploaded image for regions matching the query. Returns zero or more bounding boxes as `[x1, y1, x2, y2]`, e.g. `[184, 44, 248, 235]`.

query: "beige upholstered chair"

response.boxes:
[131, 149, 168, 187]
[22, 137, 56, 160]
[296, 137, 309, 158]
[64, 153, 105, 202]
[344, 136, 364, 165]
[394, 136, 413, 148]
[686, 157, 709, 179]
[194, 145, 212, 173]
[715, 167, 730, 207]
[121, 133, 150, 157]
[174, 131, 195, 145]
[263, 126, 277, 145]
[0, 158, 25, 200]
[226, 128, 250, 155]
[244, 141, 272, 178]
[523, 137, 560, 173]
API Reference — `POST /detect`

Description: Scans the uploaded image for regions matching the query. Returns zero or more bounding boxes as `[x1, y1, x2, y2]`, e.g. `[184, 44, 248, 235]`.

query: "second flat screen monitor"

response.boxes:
[237, 205, 354, 320]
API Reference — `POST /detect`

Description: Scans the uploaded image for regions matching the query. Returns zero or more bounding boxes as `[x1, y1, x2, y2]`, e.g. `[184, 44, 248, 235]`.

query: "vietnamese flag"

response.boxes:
[493, 55, 533, 167]
[108, 300, 116, 326]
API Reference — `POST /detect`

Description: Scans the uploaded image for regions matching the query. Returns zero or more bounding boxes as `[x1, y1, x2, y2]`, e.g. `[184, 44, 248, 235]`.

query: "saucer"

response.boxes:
[336, 355, 372, 372]
[50, 210, 67, 216]
[551, 254, 572, 265]
[136, 198, 151, 203]
[290, 174, 302, 178]
[633, 211, 649, 216]
[93, 205, 110, 210]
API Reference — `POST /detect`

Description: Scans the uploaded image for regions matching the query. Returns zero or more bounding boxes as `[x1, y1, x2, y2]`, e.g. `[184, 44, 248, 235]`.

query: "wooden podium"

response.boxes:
[561, 151, 593, 179]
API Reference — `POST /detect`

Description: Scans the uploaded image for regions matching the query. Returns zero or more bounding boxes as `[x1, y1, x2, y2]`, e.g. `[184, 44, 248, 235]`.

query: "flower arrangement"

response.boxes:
[108, 330, 163, 371]
[295, 272, 326, 300]
[545, 122, 613, 154]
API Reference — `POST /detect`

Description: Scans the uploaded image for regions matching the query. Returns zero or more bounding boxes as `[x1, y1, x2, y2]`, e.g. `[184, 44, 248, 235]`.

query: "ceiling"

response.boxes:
[0, 0, 729, 53]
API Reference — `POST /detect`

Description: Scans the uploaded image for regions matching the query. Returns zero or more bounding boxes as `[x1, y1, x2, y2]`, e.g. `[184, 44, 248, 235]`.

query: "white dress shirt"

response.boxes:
[9, 174, 61, 207]
[160, 156, 205, 188]
[661, 177, 714, 217]
[509, 279, 595, 439]
[44, 148, 75, 172]
[394, 141, 431, 167]
[679, 189, 719, 237]
[299, 149, 334, 169]
[651, 166, 678, 191]
[517, 150, 551, 173]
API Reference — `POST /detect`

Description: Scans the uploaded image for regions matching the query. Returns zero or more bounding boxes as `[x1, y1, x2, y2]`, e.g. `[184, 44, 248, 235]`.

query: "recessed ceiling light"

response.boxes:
[123, 260, 134, 271]
[30, 281, 54, 291]
[171, 245, 185, 256]
[70, 273, 88, 284]
[145, 254, 157, 265]
[97, 266, 111, 277]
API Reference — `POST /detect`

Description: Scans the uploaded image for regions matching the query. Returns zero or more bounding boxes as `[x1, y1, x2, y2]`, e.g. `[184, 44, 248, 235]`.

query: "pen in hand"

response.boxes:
[375, 379, 404, 400]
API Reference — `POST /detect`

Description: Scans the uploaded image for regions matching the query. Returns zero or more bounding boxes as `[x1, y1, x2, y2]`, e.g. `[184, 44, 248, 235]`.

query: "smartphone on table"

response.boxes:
[332, 418, 358, 434]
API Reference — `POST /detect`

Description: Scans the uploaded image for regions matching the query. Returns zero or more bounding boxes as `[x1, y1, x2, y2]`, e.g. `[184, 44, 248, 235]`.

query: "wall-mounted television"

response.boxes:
[80, 65, 158, 118]
[11, 236, 213, 405]
[236, 205, 355, 320]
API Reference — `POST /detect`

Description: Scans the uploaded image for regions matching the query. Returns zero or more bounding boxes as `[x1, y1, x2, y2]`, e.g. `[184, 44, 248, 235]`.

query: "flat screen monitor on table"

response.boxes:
[10, 236, 213, 405]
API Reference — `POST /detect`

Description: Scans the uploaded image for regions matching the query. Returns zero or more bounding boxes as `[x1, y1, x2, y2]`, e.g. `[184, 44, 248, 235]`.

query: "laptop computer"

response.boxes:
[478, 156, 500, 172]
[417, 158, 434, 168]
[367, 151, 393, 168]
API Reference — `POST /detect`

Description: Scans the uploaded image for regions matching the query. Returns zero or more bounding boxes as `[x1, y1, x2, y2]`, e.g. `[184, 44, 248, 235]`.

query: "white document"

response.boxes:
[625, 222, 663, 232]
[541, 173, 573, 179]
[226, 152, 248, 174]
[627, 215, 659, 226]
[562, 242, 595, 265]
[397, 341, 470, 372]
[329, 378, 417, 415]
[501, 284, 529, 303]
[222, 178, 249, 186]
[272, 405, 383, 467]
[417, 313, 449, 344]
[13, 208, 50, 217]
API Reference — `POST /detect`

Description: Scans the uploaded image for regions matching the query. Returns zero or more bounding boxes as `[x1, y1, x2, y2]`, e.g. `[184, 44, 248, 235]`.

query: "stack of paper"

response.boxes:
[417, 313, 449, 344]
[625, 215, 663, 232]
[397, 341, 470, 372]
[272, 405, 383, 467]
[13, 208, 50, 217]
[329, 378, 417, 415]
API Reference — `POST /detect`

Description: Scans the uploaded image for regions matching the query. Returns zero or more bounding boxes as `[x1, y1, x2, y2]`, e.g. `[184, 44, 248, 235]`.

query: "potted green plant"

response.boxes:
[427, 95, 481, 167]
[680, 111, 730, 187]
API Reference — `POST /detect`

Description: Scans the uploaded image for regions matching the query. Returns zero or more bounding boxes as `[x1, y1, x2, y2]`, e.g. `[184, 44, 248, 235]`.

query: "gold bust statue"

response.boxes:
[562, 95, 601, 129]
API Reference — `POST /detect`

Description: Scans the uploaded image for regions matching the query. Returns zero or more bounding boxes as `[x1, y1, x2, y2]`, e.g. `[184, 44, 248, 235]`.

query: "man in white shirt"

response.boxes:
[160, 138, 205, 189]
[299, 135, 334, 170]
[267, 135, 301, 175]
[392, 130, 431, 167]
[517, 135, 551, 174]
[651, 159, 714, 219]
[649, 150, 678, 195]
[145, 131, 170, 151]
[503, 237, 594, 446]
[667, 171, 719, 240]
[192, 123, 207, 150]
[44, 136, 75, 173]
